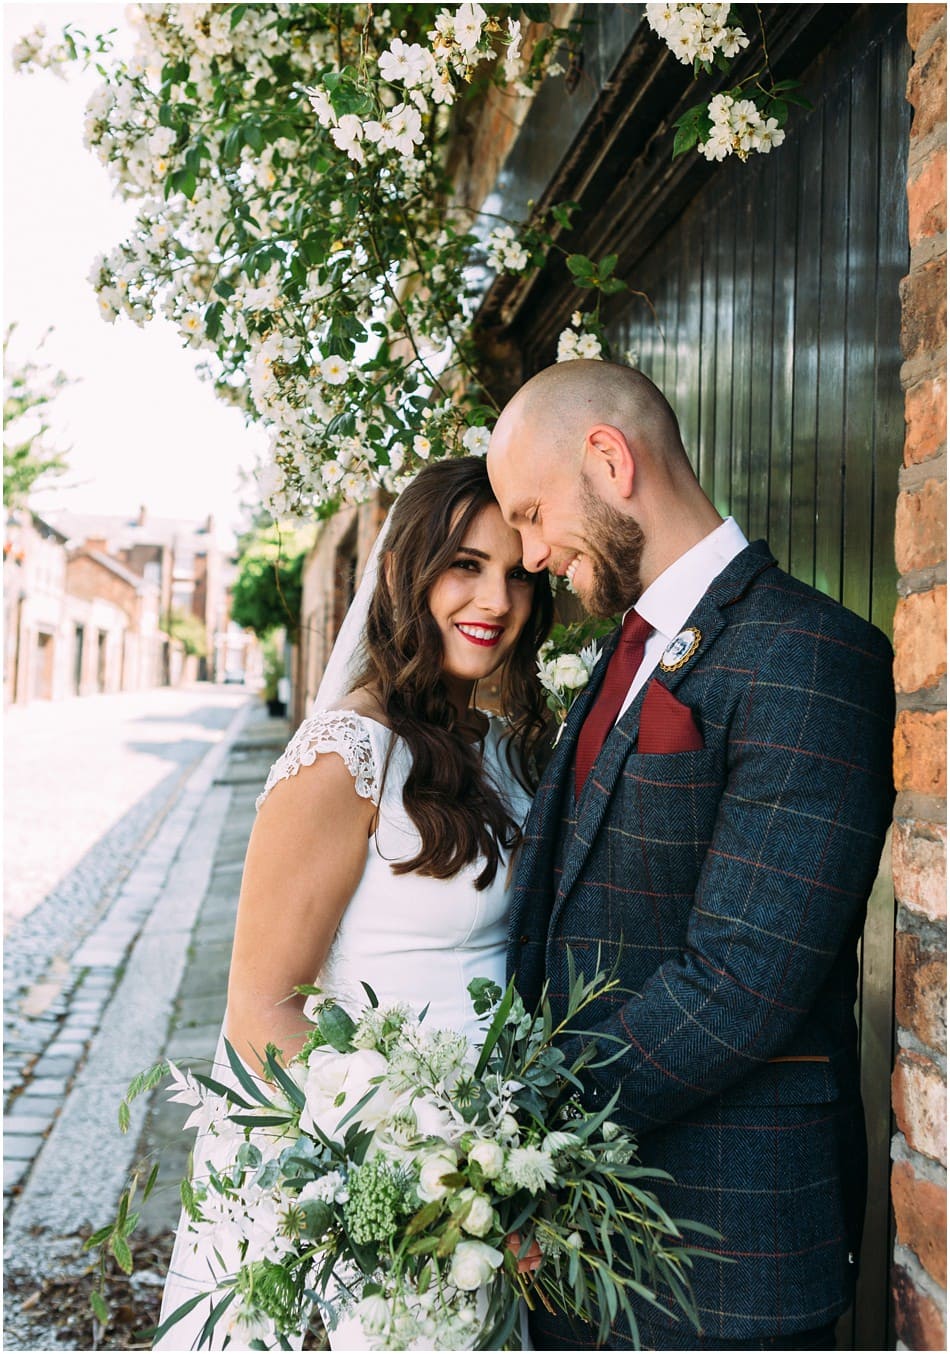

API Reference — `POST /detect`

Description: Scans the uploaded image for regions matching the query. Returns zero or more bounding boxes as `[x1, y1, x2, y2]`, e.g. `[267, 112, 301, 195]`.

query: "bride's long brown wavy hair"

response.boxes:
[352, 456, 553, 889]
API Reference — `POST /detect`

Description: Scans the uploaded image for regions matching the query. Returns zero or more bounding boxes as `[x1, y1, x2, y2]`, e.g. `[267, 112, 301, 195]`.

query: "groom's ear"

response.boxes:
[584, 425, 636, 500]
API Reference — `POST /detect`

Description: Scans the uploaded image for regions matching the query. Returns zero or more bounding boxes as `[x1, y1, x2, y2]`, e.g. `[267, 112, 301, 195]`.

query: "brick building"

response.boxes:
[889, 7, 947, 1348]
[298, 7, 945, 1344]
[64, 548, 162, 694]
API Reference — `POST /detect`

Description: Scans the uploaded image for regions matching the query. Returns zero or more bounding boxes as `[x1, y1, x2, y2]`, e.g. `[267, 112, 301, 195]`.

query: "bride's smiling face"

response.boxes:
[427, 503, 534, 700]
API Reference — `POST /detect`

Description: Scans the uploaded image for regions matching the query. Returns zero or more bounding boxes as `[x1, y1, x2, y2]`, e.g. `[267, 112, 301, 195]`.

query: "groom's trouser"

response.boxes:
[529, 1315, 838, 1351]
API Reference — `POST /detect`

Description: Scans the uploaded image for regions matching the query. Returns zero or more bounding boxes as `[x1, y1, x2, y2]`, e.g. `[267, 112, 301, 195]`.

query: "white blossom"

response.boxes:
[453, 3, 488, 54]
[320, 355, 349, 386]
[462, 425, 490, 456]
[330, 113, 366, 164]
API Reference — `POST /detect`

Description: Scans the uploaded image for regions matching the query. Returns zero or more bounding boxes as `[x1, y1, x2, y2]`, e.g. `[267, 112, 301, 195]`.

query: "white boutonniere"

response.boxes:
[537, 627, 608, 745]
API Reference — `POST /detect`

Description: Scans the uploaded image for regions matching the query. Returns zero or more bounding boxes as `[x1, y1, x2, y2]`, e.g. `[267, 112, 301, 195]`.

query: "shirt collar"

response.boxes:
[632, 517, 749, 640]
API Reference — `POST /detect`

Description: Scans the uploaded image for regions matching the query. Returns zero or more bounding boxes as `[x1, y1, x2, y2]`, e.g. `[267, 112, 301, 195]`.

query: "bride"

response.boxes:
[156, 455, 553, 1350]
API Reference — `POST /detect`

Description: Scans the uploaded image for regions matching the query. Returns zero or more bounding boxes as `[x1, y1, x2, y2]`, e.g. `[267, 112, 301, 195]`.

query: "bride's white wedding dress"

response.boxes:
[157, 709, 531, 1352]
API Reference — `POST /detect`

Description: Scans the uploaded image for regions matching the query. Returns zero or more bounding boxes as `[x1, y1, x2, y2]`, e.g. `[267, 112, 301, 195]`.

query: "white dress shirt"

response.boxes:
[616, 517, 749, 721]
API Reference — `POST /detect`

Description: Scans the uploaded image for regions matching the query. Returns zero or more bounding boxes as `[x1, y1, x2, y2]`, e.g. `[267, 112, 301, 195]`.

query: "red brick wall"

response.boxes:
[891, 7, 947, 1348]
[66, 554, 140, 623]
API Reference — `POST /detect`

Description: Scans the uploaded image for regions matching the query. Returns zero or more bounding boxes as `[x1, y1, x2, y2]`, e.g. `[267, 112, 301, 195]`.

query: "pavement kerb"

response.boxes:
[3, 697, 256, 1264]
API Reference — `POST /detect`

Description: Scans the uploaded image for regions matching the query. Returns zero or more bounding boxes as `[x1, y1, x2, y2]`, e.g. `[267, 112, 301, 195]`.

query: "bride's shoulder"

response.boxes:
[255, 706, 385, 811]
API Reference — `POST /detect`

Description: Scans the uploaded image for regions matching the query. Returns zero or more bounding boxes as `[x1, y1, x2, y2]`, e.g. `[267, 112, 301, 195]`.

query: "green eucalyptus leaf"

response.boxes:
[317, 1001, 357, 1053]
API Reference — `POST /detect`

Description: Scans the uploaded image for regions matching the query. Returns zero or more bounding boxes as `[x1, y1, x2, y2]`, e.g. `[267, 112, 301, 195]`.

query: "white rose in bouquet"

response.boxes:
[299, 1048, 393, 1141]
[417, 1148, 459, 1201]
[449, 1240, 505, 1291]
[458, 1189, 495, 1237]
[467, 1138, 505, 1178]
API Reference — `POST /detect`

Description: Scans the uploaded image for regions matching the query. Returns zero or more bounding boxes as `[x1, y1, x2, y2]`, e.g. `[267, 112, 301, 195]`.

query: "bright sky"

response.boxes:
[3, 2, 267, 544]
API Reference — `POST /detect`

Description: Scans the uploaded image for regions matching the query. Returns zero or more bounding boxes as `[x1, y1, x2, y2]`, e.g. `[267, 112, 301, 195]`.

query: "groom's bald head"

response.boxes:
[488, 360, 691, 483]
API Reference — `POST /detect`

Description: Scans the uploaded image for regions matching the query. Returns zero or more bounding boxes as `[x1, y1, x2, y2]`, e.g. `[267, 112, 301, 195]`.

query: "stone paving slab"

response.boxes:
[136, 717, 290, 1238]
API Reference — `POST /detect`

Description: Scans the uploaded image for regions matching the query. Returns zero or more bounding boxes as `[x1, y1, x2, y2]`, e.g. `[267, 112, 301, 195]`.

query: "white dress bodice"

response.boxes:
[259, 709, 529, 1040]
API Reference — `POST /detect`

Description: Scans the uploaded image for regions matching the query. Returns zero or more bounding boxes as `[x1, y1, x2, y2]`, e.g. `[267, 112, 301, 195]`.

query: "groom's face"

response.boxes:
[488, 438, 645, 619]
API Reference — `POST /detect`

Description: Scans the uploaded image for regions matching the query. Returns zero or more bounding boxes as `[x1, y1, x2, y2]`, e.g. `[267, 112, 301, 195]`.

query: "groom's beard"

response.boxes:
[579, 474, 645, 617]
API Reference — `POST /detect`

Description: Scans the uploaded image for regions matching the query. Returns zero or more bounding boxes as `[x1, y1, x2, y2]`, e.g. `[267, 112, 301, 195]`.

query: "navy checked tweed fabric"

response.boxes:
[507, 542, 895, 1349]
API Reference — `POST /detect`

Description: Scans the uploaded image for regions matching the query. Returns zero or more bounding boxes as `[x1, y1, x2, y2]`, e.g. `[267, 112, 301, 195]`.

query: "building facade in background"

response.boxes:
[3, 503, 234, 703]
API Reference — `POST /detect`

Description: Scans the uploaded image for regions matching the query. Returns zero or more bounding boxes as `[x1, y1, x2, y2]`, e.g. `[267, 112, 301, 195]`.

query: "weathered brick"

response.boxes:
[908, 143, 947, 246]
[894, 587, 948, 692]
[893, 1051, 948, 1165]
[901, 258, 949, 361]
[905, 376, 947, 466]
[892, 1159, 948, 1287]
[895, 929, 948, 1053]
[894, 711, 948, 796]
[895, 478, 947, 574]
[893, 1261, 948, 1350]
[907, 32, 948, 142]
[908, 4, 946, 53]
[894, 819, 948, 921]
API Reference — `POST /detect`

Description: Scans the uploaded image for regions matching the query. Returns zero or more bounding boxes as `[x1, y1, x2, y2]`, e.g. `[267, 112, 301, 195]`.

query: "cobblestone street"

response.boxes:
[3, 685, 251, 1203]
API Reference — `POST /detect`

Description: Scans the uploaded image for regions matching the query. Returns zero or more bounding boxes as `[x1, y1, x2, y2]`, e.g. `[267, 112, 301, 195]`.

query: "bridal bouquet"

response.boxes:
[98, 963, 715, 1350]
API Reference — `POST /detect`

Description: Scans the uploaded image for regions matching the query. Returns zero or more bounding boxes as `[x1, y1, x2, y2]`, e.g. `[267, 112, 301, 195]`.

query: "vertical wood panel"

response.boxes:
[814, 74, 851, 604]
[731, 190, 754, 535]
[678, 215, 703, 472]
[713, 200, 736, 517]
[872, 28, 909, 638]
[790, 108, 823, 588]
[842, 46, 881, 623]
[768, 132, 799, 574]
[749, 163, 776, 542]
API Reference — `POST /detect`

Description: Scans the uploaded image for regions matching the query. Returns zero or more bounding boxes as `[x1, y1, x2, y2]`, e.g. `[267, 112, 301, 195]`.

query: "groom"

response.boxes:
[487, 361, 895, 1351]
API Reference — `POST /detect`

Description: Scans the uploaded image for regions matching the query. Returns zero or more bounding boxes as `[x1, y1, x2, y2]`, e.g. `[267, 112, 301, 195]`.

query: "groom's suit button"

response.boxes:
[519, 934, 530, 944]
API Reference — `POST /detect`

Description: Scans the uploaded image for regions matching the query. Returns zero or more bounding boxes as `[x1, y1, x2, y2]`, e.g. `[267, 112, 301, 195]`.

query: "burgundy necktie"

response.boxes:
[574, 611, 653, 798]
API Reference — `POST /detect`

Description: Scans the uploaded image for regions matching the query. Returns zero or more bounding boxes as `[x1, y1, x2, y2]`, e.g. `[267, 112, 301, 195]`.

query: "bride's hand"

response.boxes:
[506, 1232, 542, 1275]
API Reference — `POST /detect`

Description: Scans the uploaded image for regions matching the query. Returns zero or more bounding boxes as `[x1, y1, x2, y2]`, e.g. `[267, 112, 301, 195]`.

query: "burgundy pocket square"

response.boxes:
[637, 679, 704, 753]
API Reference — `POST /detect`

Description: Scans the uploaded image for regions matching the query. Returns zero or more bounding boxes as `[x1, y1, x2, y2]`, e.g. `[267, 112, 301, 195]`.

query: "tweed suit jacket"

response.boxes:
[507, 541, 895, 1350]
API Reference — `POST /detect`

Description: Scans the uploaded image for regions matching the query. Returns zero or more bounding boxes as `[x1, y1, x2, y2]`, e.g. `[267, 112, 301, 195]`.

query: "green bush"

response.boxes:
[230, 528, 309, 640]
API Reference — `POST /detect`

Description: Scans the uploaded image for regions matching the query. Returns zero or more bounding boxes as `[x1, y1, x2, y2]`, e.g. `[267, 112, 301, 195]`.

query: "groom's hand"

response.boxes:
[506, 1231, 542, 1274]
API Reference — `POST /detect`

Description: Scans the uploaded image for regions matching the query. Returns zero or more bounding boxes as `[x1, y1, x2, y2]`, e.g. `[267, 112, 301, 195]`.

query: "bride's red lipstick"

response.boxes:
[455, 624, 504, 647]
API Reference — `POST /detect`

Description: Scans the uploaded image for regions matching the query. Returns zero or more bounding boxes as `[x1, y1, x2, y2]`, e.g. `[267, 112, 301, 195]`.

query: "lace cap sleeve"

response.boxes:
[256, 710, 381, 811]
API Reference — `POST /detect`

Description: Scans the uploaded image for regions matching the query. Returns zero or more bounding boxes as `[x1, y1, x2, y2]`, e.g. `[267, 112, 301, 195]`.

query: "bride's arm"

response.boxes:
[225, 751, 376, 1069]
